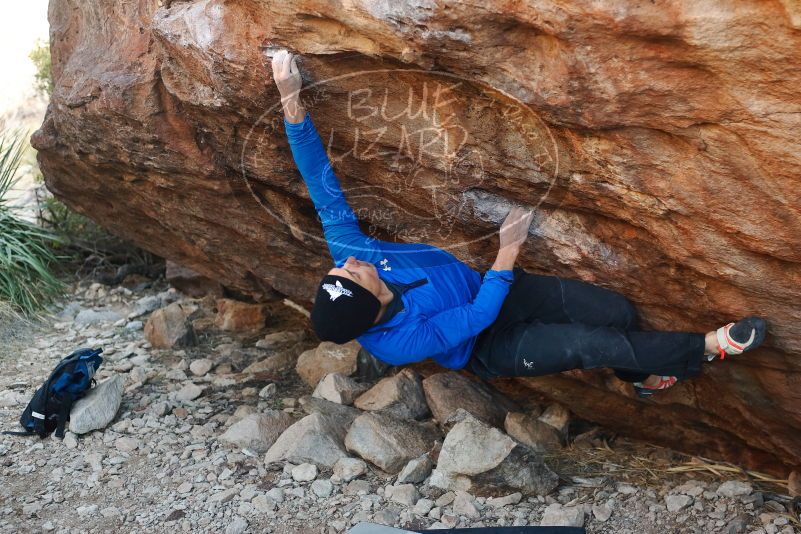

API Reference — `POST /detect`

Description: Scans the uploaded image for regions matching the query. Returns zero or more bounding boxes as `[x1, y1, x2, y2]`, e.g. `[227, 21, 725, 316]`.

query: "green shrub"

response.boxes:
[29, 39, 53, 97]
[0, 133, 64, 316]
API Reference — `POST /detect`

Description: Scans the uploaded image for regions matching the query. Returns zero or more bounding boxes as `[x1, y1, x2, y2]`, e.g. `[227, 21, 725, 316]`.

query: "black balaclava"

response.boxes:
[311, 275, 381, 344]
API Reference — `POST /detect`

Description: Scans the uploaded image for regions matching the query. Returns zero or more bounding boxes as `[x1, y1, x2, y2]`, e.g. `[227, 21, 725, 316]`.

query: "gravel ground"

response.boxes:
[0, 278, 798, 534]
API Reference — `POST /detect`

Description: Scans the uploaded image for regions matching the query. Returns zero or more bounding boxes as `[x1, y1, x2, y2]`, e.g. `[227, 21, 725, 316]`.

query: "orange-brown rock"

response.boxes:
[32, 0, 801, 475]
[214, 298, 268, 332]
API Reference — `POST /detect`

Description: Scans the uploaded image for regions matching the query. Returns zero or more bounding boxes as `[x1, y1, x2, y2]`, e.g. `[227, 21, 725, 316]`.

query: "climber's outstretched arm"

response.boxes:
[270, 50, 373, 265]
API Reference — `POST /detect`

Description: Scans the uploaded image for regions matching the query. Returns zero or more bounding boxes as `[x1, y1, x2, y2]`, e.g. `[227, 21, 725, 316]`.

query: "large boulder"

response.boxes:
[34, 0, 801, 476]
[422, 372, 516, 428]
[431, 413, 558, 496]
[344, 412, 440, 473]
[296, 341, 360, 388]
[353, 368, 429, 419]
[263, 412, 350, 468]
[219, 411, 295, 453]
[144, 302, 197, 349]
[69, 375, 125, 434]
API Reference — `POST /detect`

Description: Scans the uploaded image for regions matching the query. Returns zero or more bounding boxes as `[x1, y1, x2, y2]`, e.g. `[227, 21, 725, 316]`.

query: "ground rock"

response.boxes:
[504, 411, 563, 452]
[422, 372, 515, 428]
[353, 368, 429, 420]
[540, 503, 585, 527]
[296, 341, 360, 387]
[386, 484, 420, 507]
[344, 412, 440, 473]
[291, 463, 318, 482]
[538, 403, 572, 436]
[432, 412, 558, 496]
[665, 494, 693, 512]
[74, 309, 123, 326]
[219, 411, 294, 453]
[332, 457, 368, 483]
[34, 0, 801, 474]
[69, 375, 124, 434]
[264, 412, 349, 468]
[312, 373, 368, 405]
[396, 454, 434, 484]
[189, 358, 213, 376]
[214, 298, 267, 332]
[165, 261, 222, 298]
[717, 480, 753, 498]
[144, 302, 197, 349]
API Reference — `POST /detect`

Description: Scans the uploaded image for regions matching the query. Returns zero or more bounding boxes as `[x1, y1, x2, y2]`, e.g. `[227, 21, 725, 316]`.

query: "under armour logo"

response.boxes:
[322, 280, 353, 301]
[380, 258, 391, 271]
[522, 358, 534, 370]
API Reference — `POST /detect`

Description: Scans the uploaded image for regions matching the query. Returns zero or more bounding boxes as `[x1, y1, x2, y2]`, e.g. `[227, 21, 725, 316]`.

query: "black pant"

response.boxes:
[468, 268, 705, 382]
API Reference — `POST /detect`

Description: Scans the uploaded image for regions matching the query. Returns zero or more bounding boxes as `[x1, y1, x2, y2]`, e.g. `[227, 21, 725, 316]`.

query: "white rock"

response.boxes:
[717, 481, 753, 498]
[311, 479, 333, 498]
[224, 516, 248, 534]
[291, 463, 318, 482]
[259, 383, 277, 399]
[266, 487, 284, 503]
[114, 436, 139, 453]
[252, 494, 277, 512]
[665, 494, 693, 512]
[486, 493, 522, 508]
[540, 503, 584, 527]
[453, 491, 480, 518]
[0, 390, 25, 407]
[386, 484, 419, 507]
[175, 383, 204, 401]
[413, 498, 435, 515]
[593, 503, 612, 522]
[312, 373, 368, 405]
[62, 432, 78, 449]
[189, 358, 213, 376]
[69, 375, 124, 434]
[332, 457, 368, 483]
[397, 454, 433, 484]
[219, 411, 294, 453]
[177, 482, 193, 494]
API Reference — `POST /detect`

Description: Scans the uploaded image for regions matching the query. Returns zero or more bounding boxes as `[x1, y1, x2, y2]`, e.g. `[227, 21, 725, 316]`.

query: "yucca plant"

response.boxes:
[0, 132, 64, 316]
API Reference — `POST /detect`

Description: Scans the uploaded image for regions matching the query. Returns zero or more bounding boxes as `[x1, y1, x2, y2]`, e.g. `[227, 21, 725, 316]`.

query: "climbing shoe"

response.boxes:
[633, 375, 677, 398]
[708, 316, 767, 362]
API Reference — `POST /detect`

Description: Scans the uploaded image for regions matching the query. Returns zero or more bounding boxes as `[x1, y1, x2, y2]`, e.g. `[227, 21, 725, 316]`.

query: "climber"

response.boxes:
[269, 50, 767, 397]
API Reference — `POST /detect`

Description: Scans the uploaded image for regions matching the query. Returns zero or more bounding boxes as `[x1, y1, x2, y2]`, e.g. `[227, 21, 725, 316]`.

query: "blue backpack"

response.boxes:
[3, 348, 103, 439]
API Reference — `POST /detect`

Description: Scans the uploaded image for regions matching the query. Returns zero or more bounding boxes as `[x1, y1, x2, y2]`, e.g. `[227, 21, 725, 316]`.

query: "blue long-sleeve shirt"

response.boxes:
[284, 113, 513, 369]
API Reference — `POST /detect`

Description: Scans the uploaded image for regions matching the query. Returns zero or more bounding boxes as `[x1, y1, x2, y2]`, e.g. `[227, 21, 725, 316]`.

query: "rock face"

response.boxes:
[34, 0, 801, 475]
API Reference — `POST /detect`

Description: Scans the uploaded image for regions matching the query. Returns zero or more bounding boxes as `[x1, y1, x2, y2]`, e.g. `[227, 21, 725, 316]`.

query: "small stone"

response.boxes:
[311, 479, 333, 498]
[224, 516, 248, 534]
[219, 411, 294, 453]
[397, 454, 433, 484]
[486, 492, 522, 508]
[252, 494, 277, 512]
[189, 358, 213, 376]
[295, 341, 360, 387]
[593, 503, 612, 522]
[413, 498, 434, 515]
[333, 457, 368, 483]
[436, 492, 456, 508]
[266, 487, 284, 503]
[259, 383, 277, 399]
[540, 503, 584, 527]
[453, 491, 480, 518]
[373, 509, 400, 526]
[144, 302, 197, 349]
[354, 368, 429, 419]
[717, 481, 753, 498]
[175, 383, 204, 401]
[312, 372, 369, 405]
[63, 432, 78, 449]
[538, 403, 571, 435]
[387, 484, 420, 507]
[665, 494, 693, 512]
[344, 480, 371, 496]
[114, 436, 139, 453]
[177, 482, 193, 494]
[291, 463, 318, 482]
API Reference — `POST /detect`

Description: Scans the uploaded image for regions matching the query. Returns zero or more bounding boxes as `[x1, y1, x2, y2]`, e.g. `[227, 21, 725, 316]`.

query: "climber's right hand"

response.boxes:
[271, 50, 302, 102]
